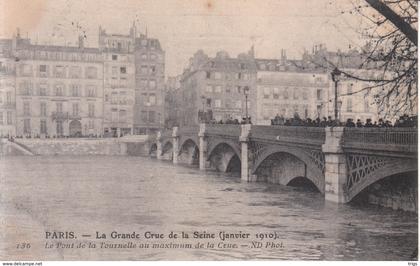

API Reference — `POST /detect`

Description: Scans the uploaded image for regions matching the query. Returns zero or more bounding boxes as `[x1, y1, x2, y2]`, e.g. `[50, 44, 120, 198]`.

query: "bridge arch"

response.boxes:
[207, 141, 241, 173]
[346, 158, 417, 202]
[149, 142, 158, 157]
[178, 138, 199, 165]
[161, 140, 173, 160]
[207, 139, 241, 161]
[252, 145, 324, 193]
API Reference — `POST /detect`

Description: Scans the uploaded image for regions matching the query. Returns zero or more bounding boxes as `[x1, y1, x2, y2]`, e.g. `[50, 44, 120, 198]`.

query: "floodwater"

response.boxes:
[0, 156, 417, 260]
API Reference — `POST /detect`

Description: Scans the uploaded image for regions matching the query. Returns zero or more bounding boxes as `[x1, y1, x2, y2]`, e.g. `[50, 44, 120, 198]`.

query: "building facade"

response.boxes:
[12, 34, 104, 137]
[256, 65, 329, 125]
[0, 24, 166, 137]
[134, 34, 165, 134]
[178, 49, 257, 126]
[99, 26, 136, 137]
[0, 40, 16, 136]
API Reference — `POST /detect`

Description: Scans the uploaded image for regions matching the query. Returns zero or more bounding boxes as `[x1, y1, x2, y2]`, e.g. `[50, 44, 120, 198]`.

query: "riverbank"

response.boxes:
[1, 137, 149, 156]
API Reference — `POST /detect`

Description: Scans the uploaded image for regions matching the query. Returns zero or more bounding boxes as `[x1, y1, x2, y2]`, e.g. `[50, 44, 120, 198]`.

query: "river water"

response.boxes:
[0, 156, 417, 260]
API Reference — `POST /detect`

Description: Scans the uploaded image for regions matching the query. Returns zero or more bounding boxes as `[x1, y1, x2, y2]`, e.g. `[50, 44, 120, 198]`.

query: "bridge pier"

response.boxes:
[240, 124, 257, 182]
[322, 127, 348, 203]
[198, 124, 210, 170]
[172, 127, 179, 164]
[156, 132, 163, 160]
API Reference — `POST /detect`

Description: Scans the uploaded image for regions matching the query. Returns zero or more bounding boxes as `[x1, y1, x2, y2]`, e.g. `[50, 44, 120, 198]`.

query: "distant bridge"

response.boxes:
[147, 124, 417, 203]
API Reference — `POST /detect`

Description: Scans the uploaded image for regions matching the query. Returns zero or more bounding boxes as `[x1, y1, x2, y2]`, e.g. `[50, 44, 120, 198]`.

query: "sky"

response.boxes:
[1, 0, 370, 76]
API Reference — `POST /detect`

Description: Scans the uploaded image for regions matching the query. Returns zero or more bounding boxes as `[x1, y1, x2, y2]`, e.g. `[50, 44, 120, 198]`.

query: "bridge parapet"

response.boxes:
[250, 126, 326, 146]
[178, 126, 200, 136]
[205, 124, 241, 138]
[343, 127, 417, 155]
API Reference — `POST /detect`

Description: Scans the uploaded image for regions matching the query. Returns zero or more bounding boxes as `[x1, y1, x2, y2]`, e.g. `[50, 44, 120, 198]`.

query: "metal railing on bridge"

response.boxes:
[343, 127, 417, 153]
[178, 125, 200, 135]
[205, 124, 241, 138]
[250, 125, 326, 146]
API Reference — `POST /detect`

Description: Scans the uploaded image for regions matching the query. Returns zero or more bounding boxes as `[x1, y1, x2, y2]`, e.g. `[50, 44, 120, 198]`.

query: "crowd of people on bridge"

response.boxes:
[270, 113, 417, 128]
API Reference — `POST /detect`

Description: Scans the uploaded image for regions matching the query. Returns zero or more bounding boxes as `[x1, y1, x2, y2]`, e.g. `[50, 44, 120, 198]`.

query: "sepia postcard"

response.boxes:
[0, 0, 418, 263]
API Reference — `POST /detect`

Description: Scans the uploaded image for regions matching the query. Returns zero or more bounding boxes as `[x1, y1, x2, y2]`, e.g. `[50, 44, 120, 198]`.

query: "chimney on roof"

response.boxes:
[78, 35, 84, 49]
[280, 49, 287, 63]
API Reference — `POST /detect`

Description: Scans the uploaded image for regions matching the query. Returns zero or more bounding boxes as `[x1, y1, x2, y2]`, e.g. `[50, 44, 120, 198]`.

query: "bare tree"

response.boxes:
[309, 0, 418, 118]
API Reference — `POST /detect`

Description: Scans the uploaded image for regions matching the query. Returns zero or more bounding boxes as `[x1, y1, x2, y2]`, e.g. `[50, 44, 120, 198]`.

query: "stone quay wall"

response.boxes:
[12, 138, 128, 156]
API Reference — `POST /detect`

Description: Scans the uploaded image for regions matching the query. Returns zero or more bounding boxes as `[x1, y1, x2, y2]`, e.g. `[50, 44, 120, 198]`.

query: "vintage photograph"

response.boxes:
[0, 0, 418, 262]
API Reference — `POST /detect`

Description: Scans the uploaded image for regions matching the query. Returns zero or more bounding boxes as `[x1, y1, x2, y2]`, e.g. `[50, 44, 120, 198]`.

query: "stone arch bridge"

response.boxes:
[148, 124, 417, 204]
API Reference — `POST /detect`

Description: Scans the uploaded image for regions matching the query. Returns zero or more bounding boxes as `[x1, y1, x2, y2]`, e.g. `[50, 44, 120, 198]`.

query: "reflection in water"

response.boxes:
[0, 156, 417, 260]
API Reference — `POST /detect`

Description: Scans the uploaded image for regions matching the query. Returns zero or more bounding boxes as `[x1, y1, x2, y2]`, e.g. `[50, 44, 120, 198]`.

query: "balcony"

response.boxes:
[51, 112, 69, 121]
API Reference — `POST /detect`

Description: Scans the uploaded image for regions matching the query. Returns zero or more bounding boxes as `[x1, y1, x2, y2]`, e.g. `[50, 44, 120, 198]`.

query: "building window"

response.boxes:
[149, 80, 156, 89]
[40, 102, 47, 116]
[20, 64, 32, 76]
[39, 65, 47, 77]
[54, 65, 65, 78]
[316, 89, 322, 100]
[111, 66, 118, 79]
[87, 86, 96, 97]
[141, 53, 147, 60]
[150, 66, 156, 74]
[7, 112, 12, 125]
[88, 103, 95, 117]
[141, 111, 147, 122]
[206, 85, 213, 93]
[56, 121, 63, 136]
[55, 85, 64, 96]
[56, 102, 63, 113]
[206, 98, 212, 108]
[86, 66, 97, 79]
[150, 54, 157, 60]
[119, 110, 127, 122]
[237, 86, 242, 94]
[40, 120, 47, 134]
[72, 103, 79, 116]
[149, 94, 156, 105]
[235, 100, 242, 108]
[302, 89, 308, 100]
[226, 87, 231, 93]
[215, 86, 222, 93]
[39, 84, 47, 96]
[364, 99, 370, 112]
[141, 65, 148, 74]
[23, 119, 31, 134]
[347, 98, 353, 112]
[214, 72, 222, 80]
[215, 99, 221, 108]
[88, 120, 94, 129]
[69, 66, 81, 78]
[71, 85, 80, 97]
[347, 83, 353, 94]
[140, 79, 147, 87]
[112, 54, 118, 60]
[149, 111, 155, 123]
[273, 87, 279, 99]
[263, 87, 270, 99]
[293, 88, 299, 100]
[206, 71, 211, 79]
[0, 112, 3, 125]
[23, 102, 31, 116]
[120, 67, 127, 74]
[6, 92, 11, 104]
[20, 81, 32, 95]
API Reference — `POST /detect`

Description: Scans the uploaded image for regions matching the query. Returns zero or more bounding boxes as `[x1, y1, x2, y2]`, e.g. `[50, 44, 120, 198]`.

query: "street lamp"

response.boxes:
[200, 96, 206, 123]
[243, 86, 250, 124]
[146, 101, 151, 135]
[331, 67, 342, 122]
